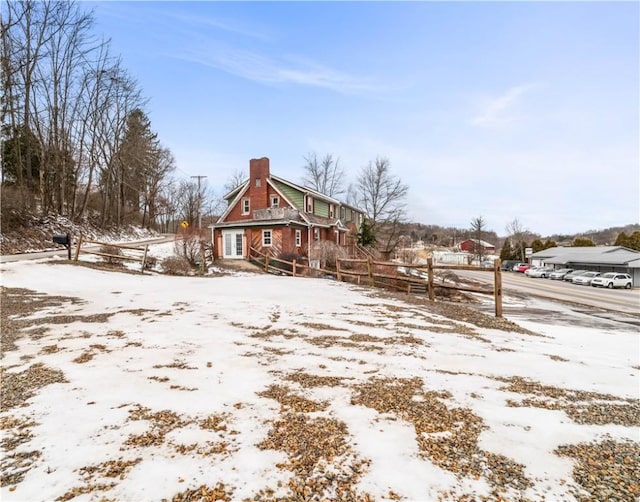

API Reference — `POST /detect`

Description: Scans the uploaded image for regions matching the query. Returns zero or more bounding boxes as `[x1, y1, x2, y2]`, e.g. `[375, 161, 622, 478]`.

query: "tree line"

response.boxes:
[1, 0, 210, 232]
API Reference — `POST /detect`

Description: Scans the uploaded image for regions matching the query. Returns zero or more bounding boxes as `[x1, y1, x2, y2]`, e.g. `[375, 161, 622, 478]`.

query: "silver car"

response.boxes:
[564, 270, 588, 282]
[572, 271, 600, 286]
[527, 266, 554, 278]
[549, 268, 573, 280]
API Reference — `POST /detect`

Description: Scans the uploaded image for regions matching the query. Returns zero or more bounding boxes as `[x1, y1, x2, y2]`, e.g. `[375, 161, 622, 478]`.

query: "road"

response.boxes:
[458, 269, 640, 315]
[0, 235, 176, 263]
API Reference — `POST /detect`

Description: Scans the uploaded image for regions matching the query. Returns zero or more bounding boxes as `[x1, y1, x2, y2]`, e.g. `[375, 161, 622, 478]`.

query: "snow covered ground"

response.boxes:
[1, 252, 638, 501]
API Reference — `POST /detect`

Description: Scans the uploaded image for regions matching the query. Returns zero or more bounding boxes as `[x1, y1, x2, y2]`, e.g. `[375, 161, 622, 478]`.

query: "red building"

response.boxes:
[459, 239, 496, 254]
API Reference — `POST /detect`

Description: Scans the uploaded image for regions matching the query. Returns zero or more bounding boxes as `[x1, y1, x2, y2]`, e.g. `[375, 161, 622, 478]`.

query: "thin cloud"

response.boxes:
[169, 12, 274, 42]
[471, 84, 538, 127]
[175, 45, 379, 95]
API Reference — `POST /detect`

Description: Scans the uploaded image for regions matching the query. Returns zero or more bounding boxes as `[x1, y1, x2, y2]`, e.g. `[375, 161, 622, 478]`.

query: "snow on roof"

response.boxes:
[530, 246, 640, 266]
[462, 238, 495, 247]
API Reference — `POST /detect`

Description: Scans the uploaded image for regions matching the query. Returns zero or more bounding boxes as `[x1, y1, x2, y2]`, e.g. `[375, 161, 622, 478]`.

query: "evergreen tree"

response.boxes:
[530, 238, 545, 253]
[500, 237, 514, 261]
[1, 125, 41, 188]
[543, 239, 557, 249]
[572, 237, 595, 247]
[614, 232, 630, 247]
[619, 231, 640, 251]
[358, 218, 377, 246]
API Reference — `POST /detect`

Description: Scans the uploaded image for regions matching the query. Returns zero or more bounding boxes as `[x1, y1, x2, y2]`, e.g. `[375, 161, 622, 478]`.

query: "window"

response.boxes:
[340, 207, 345, 219]
[242, 198, 250, 215]
[255, 178, 261, 187]
[262, 229, 272, 246]
[329, 204, 334, 218]
[313, 228, 320, 241]
[271, 196, 279, 207]
[295, 229, 301, 247]
[306, 196, 313, 213]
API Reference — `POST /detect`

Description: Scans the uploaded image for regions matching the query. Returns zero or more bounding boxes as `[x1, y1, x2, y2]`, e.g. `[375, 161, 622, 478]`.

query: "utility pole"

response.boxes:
[191, 175, 207, 229]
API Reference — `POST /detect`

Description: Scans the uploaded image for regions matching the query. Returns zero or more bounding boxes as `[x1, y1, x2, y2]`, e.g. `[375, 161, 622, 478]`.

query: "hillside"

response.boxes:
[0, 213, 160, 255]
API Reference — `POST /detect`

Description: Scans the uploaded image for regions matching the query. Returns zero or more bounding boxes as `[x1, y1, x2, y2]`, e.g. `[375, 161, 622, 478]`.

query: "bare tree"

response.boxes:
[353, 157, 408, 255]
[470, 215, 487, 264]
[223, 168, 246, 194]
[302, 152, 345, 197]
[506, 218, 529, 262]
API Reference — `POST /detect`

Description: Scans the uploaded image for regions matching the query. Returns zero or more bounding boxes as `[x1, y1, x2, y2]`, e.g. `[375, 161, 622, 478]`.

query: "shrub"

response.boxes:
[309, 241, 347, 270]
[174, 231, 208, 267]
[99, 245, 124, 266]
[143, 255, 158, 270]
[272, 252, 305, 274]
[161, 256, 192, 276]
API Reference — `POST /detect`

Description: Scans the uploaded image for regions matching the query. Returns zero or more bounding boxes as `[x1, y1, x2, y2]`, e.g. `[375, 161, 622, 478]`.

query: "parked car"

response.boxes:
[549, 268, 574, 280]
[591, 273, 633, 289]
[512, 263, 527, 271]
[527, 266, 554, 278]
[501, 260, 520, 271]
[563, 270, 588, 282]
[572, 271, 601, 286]
[515, 263, 532, 273]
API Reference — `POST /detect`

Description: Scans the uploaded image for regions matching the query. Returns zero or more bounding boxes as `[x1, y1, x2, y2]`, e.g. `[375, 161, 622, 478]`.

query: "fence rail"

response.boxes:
[74, 235, 149, 273]
[246, 247, 502, 317]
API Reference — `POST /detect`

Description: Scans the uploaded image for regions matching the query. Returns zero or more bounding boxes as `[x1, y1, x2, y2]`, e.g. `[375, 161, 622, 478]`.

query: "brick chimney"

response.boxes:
[249, 157, 270, 209]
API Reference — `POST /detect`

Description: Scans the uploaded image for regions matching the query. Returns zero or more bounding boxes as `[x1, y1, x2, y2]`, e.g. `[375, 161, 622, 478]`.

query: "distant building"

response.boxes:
[529, 246, 640, 287]
[459, 239, 496, 254]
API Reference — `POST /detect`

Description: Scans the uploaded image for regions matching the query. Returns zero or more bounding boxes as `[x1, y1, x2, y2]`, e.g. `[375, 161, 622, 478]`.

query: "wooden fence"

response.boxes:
[248, 247, 503, 317]
[74, 235, 149, 273]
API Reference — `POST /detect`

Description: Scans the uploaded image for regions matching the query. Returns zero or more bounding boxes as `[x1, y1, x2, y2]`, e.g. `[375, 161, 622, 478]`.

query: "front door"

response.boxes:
[223, 230, 244, 259]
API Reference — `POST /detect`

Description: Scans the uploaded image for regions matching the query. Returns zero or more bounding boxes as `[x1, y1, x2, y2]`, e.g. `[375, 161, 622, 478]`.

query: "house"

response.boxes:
[529, 246, 640, 287]
[459, 239, 496, 254]
[210, 157, 365, 261]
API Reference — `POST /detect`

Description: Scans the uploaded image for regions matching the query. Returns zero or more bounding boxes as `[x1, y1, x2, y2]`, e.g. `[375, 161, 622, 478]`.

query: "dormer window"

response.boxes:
[271, 196, 279, 208]
[242, 198, 250, 215]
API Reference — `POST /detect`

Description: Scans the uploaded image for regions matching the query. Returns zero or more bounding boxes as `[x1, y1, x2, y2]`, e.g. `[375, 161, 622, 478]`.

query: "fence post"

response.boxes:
[292, 259, 297, 277]
[427, 258, 435, 301]
[200, 242, 206, 275]
[74, 234, 83, 261]
[494, 259, 503, 317]
[367, 257, 374, 287]
[336, 259, 342, 282]
[141, 244, 149, 273]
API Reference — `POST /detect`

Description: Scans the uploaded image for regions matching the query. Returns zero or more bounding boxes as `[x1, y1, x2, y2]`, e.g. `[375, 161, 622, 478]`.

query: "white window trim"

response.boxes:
[271, 196, 280, 208]
[241, 198, 250, 215]
[306, 196, 313, 213]
[329, 204, 334, 218]
[295, 229, 301, 247]
[262, 229, 272, 247]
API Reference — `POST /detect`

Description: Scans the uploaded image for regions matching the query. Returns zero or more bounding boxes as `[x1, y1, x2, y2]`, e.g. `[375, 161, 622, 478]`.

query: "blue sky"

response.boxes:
[89, 1, 639, 237]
